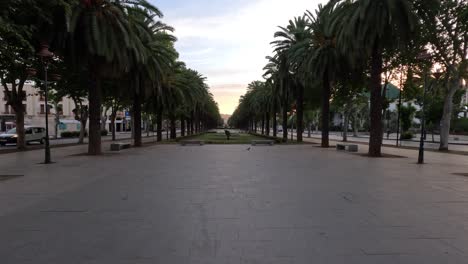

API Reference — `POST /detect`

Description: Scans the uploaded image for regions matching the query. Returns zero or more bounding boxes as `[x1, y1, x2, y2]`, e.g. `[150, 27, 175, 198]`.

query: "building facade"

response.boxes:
[1, 82, 133, 136]
[1, 82, 81, 136]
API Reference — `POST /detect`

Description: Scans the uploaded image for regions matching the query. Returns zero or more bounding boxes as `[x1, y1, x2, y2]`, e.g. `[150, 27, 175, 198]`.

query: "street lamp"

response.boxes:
[37, 44, 54, 164]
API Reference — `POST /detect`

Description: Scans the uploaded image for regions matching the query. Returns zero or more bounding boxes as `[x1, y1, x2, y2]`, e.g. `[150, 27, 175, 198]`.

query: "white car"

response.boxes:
[0, 126, 46, 146]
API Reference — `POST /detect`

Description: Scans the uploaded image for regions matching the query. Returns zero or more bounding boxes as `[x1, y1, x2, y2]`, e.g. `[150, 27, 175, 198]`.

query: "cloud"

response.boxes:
[159, 0, 327, 113]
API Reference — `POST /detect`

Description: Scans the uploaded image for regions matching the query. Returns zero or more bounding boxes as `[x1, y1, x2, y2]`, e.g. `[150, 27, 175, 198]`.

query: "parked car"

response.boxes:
[0, 126, 46, 146]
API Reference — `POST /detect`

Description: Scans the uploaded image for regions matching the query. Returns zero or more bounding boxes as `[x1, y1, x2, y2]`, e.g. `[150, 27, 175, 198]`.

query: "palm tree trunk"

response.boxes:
[111, 114, 116, 141]
[273, 102, 278, 137]
[261, 117, 265, 135]
[156, 106, 162, 142]
[321, 72, 331, 148]
[296, 84, 304, 142]
[266, 112, 270, 136]
[352, 115, 359, 137]
[88, 74, 102, 155]
[133, 88, 142, 147]
[170, 117, 176, 139]
[282, 104, 288, 142]
[190, 111, 195, 134]
[181, 118, 186, 137]
[368, 43, 383, 157]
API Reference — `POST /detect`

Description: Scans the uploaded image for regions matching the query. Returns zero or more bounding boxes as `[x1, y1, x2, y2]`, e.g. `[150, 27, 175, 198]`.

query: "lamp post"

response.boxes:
[37, 44, 54, 164]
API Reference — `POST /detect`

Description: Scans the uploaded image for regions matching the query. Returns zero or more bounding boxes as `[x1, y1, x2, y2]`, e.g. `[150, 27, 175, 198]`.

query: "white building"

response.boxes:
[1, 82, 81, 136]
[1, 82, 133, 136]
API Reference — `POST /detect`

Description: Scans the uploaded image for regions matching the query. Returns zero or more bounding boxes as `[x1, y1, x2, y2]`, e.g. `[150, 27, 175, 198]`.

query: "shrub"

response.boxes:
[452, 118, 468, 133]
[61, 131, 80, 138]
[101, 130, 108, 136]
[400, 131, 414, 140]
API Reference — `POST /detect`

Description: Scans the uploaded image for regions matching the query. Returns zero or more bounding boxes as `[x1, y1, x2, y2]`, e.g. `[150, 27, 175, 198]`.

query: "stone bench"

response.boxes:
[110, 142, 131, 151]
[336, 143, 358, 152]
[251, 140, 274, 146]
[180, 140, 204, 146]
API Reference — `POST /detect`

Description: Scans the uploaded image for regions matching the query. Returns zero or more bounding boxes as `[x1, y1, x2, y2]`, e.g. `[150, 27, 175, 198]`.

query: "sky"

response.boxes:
[151, 0, 326, 114]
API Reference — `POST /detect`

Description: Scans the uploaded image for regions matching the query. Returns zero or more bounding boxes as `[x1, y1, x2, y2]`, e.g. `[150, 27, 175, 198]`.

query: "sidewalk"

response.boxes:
[291, 131, 468, 154]
[0, 132, 178, 155]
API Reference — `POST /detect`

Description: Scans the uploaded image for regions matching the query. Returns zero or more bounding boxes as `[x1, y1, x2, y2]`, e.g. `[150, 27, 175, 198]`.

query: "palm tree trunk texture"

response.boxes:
[156, 107, 162, 142]
[266, 112, 270, 136]
[111, 112, 116, 141]
[261, 117, 265, 135]
[368, 44, 384, 157]
[273, 103, 278, 137]
[170, 117, 176, 139]
[181, 118, 186, 137]
[282, 105, 288, 142]
[133, 90, 142, 147]
[296, 84, 304, 142]
[88, 75, 102, 155]
[321, 73, 331, 148]
[187, 119, 192, 135]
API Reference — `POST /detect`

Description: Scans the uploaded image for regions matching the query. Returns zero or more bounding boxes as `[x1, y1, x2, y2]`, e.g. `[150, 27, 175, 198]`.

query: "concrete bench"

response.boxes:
[336, 143, 358, 152]
[251, 140, 274, 146]
[180, 140, 204, 146]
[110, 142, 131, 151]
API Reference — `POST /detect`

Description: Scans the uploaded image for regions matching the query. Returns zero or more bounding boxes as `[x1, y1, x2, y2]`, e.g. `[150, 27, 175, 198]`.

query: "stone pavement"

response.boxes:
[1, 143, 468, 263]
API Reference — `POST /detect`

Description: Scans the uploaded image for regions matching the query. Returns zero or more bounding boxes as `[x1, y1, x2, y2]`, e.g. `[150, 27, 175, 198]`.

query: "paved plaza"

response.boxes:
[1, 143, 468, 263]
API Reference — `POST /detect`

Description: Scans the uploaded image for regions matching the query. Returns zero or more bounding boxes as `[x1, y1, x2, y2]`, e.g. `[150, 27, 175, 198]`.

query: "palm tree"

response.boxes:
[68, 0, 162, 155]
[304, 2, 345, 148]
[264, 54, 292, 141]
[272, 17, 311, 142]
[336, 0, 418, 156]
[126, 8, 176, 146]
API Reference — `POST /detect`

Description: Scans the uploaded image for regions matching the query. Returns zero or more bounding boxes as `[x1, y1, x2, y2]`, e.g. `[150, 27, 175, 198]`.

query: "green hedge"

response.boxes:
[61, 131, 82, 138]
[400, 131, 414, 140]
[453, 118, 468, 133]
[61, 130, 108, 138]
[249, 132, 283, 143]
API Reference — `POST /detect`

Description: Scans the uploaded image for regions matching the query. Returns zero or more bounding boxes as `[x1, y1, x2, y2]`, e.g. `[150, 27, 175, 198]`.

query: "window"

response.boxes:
[33, 128, 44, 133]
[23, 104, 27, 114]
[40, 104, 50, 114]
[25, 128, 33, 135]
[39, 92, 45, 101]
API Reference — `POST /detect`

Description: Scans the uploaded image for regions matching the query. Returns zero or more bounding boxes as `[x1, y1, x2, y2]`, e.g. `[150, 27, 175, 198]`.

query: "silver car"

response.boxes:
[0, 126, 46, 146]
